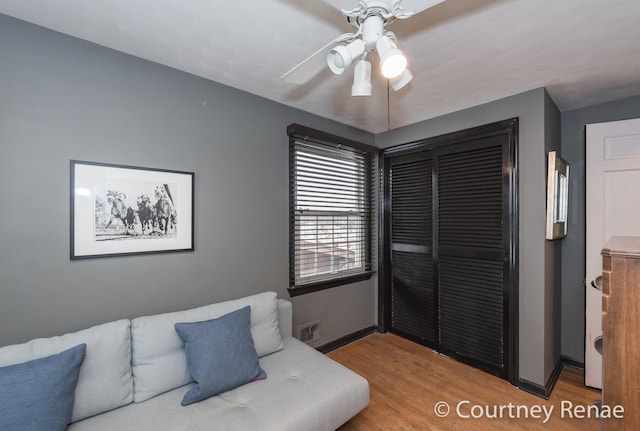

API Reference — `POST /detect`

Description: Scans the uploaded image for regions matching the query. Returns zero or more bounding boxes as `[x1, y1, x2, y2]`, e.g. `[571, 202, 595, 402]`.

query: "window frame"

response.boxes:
[287, 124, 377, 297]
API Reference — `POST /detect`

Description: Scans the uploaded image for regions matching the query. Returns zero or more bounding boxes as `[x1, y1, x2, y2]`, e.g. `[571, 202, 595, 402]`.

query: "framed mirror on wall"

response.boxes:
[546, 151, 569, 240]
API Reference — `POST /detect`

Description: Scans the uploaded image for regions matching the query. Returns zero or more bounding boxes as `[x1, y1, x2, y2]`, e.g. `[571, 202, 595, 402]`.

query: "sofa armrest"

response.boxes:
[277, 299, 292, 338]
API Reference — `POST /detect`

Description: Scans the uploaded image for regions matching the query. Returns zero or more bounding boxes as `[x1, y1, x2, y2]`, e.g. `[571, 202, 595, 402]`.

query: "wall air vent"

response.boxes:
[298, 321, 322, 344]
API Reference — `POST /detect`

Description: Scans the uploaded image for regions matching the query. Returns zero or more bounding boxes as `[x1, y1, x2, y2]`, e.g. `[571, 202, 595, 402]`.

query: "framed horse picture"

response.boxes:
[70, 160, 194, 259]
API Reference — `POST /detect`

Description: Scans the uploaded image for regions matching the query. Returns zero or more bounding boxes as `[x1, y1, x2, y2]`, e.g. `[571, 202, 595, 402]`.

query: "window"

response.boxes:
[288, 124, 376, 296]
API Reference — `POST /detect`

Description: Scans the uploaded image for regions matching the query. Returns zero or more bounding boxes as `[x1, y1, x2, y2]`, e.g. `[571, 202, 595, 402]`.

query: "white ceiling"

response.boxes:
[2, 0, 640, 134]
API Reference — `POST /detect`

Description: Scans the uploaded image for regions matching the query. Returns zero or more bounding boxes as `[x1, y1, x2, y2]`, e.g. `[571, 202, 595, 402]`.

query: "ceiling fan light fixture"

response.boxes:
[281, 0, 448, 94]
[376, 35, 407, 78]
[390, 68, 413, 91]
[327, 39, 366, 75]
[361, 15, 384, 50]
[352, 59, 372, 96]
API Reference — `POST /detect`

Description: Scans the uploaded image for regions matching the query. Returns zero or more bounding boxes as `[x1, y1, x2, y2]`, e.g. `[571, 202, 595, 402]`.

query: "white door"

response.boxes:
[585, 117, 640, 388]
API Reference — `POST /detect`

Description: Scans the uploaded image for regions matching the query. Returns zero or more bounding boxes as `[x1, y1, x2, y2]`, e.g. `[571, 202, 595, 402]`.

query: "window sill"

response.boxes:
[287, 271, 375, 297]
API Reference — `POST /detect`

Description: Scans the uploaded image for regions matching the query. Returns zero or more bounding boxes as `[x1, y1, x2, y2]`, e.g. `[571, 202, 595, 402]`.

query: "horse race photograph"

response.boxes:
[71, 160, 194, 259]
[94, 180, 178, 241]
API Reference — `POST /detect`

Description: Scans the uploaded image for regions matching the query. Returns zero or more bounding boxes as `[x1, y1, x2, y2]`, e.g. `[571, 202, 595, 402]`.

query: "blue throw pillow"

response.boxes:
[175, 306, 266, 406]
[0, 343, 86, 431]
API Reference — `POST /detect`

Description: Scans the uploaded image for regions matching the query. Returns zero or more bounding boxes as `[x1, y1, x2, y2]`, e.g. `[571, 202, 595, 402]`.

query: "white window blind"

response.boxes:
[289, 126, 374, 293]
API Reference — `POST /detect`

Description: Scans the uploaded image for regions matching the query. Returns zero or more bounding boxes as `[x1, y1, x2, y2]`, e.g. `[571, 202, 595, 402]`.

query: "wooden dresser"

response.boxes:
[601, 236, 640, 430]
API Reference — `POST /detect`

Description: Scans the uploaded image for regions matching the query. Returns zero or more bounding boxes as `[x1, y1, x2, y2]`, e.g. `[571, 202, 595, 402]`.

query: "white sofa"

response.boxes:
[0, 292, 370, 431]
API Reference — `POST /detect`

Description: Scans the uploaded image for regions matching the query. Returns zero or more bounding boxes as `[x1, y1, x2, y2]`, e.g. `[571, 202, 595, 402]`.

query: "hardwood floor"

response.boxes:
[328, 333, 602, 431]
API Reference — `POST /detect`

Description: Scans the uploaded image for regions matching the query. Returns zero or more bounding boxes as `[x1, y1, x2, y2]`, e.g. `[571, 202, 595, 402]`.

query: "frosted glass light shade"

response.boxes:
[376, 36, 407, 78]
[352, 60, 372, 96]
[390, 68, 413, 91]
[327, 39, 366, 75]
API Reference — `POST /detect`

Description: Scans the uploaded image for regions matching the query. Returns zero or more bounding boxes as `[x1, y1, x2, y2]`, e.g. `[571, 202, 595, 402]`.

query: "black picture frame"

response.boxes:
[545, 151, 569, 240]
[70, 160, 194, 259]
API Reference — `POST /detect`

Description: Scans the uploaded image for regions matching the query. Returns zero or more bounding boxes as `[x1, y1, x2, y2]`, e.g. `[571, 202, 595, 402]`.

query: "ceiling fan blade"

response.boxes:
[322, 0, 446, 14]
[320, 0, 356, 11]
[281, 34, 353, 84]
[399, 0, 446, 15]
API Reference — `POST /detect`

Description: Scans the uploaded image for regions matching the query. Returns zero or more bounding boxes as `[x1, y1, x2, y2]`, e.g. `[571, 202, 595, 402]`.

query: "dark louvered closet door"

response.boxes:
[437, 137, 507, 377]
[389, 153, 434, 344]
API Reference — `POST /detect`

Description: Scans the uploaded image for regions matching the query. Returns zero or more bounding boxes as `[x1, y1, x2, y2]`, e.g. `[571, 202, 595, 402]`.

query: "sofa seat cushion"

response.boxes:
[131, 291, 283, 402]
[0, 319, 133, 422]
[68, 337, 369, 431]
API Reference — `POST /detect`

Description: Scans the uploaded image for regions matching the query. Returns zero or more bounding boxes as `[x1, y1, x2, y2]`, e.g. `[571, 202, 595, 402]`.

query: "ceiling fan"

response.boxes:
[281, 0, 446, 96]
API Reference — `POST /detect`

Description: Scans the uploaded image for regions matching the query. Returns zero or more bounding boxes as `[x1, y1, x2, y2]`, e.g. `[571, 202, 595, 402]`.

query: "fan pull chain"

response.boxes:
[387, 79, 391, 133]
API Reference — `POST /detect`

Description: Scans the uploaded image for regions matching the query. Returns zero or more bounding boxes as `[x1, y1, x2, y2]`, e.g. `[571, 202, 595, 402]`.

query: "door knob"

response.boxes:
[591, 275, 603, 290]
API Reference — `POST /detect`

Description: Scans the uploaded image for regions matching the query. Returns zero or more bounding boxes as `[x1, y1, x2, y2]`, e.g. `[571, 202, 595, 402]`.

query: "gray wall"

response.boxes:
[560, 94, 640, 362]
[376, 88, 561, 387]
[543, 91, 562, 379]
[0, 14, 376, 348]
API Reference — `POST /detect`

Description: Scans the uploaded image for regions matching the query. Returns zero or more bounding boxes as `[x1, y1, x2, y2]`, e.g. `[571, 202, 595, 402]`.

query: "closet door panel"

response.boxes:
[437, 139, 507, 375]
[389, 154, 434, 343]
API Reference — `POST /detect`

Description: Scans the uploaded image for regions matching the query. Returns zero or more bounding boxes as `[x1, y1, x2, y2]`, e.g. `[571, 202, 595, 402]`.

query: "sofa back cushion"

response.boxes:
[131, 291, 284, 402]
[0, 319, 133, 423]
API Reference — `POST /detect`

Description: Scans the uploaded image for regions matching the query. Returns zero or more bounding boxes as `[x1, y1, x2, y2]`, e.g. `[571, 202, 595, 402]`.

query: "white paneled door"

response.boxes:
[585, 118, 640, 388]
